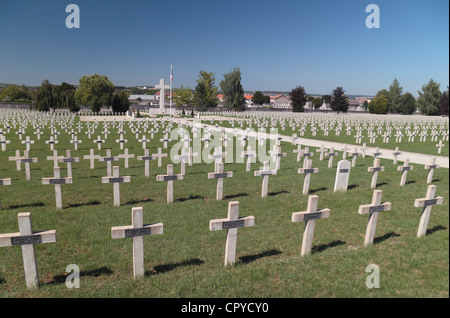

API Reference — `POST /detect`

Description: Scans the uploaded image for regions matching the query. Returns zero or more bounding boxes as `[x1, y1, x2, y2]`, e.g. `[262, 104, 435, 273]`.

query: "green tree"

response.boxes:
[369, 95, 388, 114]
[289, 86, 307, 112]
[35, 80, 54, 111]
[363, 100, 369, 110]
[193, 71, 218, 110]
[417, 79, 442, 115]
[312, 97, 322, 109]
[252, 91, 266, 105]
[439, 87, 449, 116]
[398, 92, 417, 115]
[75, 74, 115, 113]
[322, 95, 332, 104]
[0, 84, 30, 101]
[387, 78, 403, 113]
[330, 87, 349, 113]
[111, 90, 130, 113]
[174, 85, 193, 108]
[53, 82, 77, 111]
[220, 67, 246, 111]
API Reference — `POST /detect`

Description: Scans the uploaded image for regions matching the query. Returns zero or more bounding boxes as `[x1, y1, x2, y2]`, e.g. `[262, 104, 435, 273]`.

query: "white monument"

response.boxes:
[155, 78, 170, 114]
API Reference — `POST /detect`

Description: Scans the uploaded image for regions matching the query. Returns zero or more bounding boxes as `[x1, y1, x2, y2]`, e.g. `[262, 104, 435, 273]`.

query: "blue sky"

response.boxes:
[0, 0, 448, 96]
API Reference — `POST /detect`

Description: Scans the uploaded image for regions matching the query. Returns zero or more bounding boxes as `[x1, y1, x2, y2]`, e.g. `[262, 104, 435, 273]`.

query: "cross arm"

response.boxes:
[414, 196, 444, 208]
[209, 216, 255, 231]
[291, 208, 330, 222]
[111, 223, 163, 239]
[358, 202, 391, 215]
[0, 230, 56, 247]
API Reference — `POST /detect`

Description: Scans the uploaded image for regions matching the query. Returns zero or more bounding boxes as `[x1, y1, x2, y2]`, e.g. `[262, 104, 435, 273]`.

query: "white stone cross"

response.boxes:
[152, 147, 168, 167]
[156, 164, 184, 204]
[21, 136, 35, 151]
[174, 148, 190, 175]
[118, 148, 135, 169]
[47, 149, 65, 168]
[20, 151, 38, 181]
[340, 144, 350, 159]
[45, 136, 58, 151]
[414, 185, 444, 238]
[0, 212, 56, 289]
[315, 144, 327, 161]
[0, 135, 11, 151]
[102, 166, 131, 207]
[254, 161, 277, 198]
[372, 147, 382, 159]
[368, 158, 385, 188]
[42, 166, 72, 209]
[0, 177, 12, 210]
[138, 135, 151, 149]
[436, 140, 445, 154]
[392, 146, 401, 165]
[159, 134, 171, 149]
[99, 149, 119, 177]
[298, 159, 319, 195]
[241, 146, 256, 172]
[424, 157, 440, 184]
[209, 201, 255, 266]
[58, 150, 79, 178]
[397, 159, 414, 186]
[93, 136, 106, 150]
[69, 136, 83, 150]
[115, 133, 128, 150]
[9, 150, 23, 171]
[208, 162, 233, 200]
[111, 206, 163, 279]
[349, 147, 360, 167]
[325, 147, 337, 168]
[291, 195, 330, 256]
[137, 149, 156, 177]
[358, 190, 391, 246]
[83, 149, 101, 169]
[270, 146, 287, 170]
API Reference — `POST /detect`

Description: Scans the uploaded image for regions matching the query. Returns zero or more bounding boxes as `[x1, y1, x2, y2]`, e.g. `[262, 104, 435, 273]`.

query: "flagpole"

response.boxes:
[170, 64, 173, 119]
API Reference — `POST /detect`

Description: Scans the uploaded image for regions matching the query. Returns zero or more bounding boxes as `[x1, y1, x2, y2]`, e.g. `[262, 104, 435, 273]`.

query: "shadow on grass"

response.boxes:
[373, 232, 400, 244]
[348, 184, 359, 190]
[175, 195, 204, 202]
[376, 182, 389, 187]
[405, 180, 416, 185]
[426, 225, 447, 236]
[311, 240, 346, 254]
[268, 190, 289, 197]
[238, 249, 282, 265]
[146, 258, 204, 276]
[125, 198, 154, 205]
[8, 202, 45, 210]
[67, 200, 101, 208]
[45, 267, 113, 286]
[309, 187, 328, 194]
[224, 193, 249, 200]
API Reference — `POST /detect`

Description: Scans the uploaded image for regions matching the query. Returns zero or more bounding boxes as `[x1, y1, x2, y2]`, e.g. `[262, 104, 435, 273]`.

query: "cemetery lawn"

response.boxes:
[0, 116, 448, 298]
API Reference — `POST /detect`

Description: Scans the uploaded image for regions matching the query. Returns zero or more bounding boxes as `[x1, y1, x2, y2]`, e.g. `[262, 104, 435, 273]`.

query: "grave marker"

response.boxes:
[83, 149, 101, 169]
[0, 177, 12, 210]
[334, 160, 351, 192]
[424, 157, 440, 184]
[111, 206, 163, 279]
[209, 201, 255, 266]
[298, 159, 318, 195]
[208, 162, 233, 200]
[156, 164, 183, 203]
[414, 185, 444, 238]
[137, 149, 156, 177]
[102, 166, 131, 206]
[0, 212, 56, 289]
[368, 158, 385, 188]
[254, 161, 277, 198]
[42, 166, 72, 209]
[358, 190, 391, 246]
[397, 159, 414, 186]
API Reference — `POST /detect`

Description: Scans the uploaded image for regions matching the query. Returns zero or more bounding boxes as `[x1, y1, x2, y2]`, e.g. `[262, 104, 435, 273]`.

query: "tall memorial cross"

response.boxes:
[298, 159, 319, 195]
[414, 185, 444, 238]
[83, 149, 101, 169]
[397, 159, 414, 186]
[42, 166, 72, 210]
[0, 212, 56, 289]
[0, 177, 12, 210]
[424, 157, 440, 184]
[156, 164, 183, 204]
[368, 158, 385, 188]
[102, 166, 131, 207]
[111, 206, 163, 279]
[209, 201, 255, 266]
[207, 162, 233, 200]
[358, 190, 391, 246]
[137, 149, 156, 177]
[254, 161, 277, 198]
[155, 78, 170, 113]
[291, 195, 330, 256]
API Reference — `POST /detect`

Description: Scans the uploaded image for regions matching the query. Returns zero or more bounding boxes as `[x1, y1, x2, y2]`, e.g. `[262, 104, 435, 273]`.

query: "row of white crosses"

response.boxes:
[2, 182, 443, 288]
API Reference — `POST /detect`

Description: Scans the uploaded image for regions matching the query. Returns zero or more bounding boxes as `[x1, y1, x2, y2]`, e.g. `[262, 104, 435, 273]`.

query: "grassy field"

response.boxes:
[0, 115, 448, 298]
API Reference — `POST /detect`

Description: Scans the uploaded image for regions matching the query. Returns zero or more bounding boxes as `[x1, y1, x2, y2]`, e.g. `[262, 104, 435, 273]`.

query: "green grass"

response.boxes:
[0, 115, 448, 298]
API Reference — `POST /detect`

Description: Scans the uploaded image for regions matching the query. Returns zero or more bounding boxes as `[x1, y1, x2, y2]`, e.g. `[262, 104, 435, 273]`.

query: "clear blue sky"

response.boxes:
[0, 0, 448, 96]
